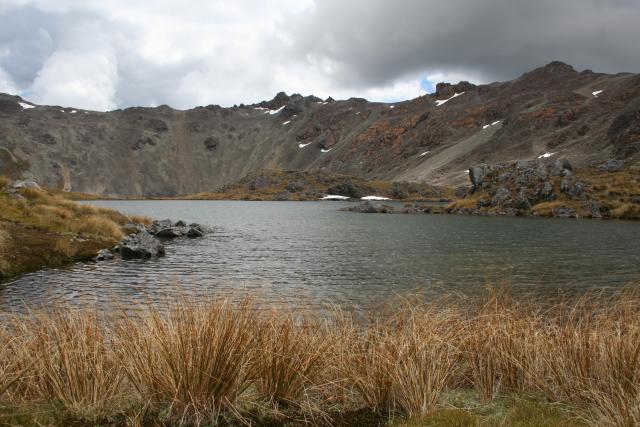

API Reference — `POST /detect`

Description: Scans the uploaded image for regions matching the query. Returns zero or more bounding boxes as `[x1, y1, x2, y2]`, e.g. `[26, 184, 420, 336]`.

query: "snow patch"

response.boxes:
[18, 102, 35, 110]
[482, 124, 490, 129]
[389, 105, 395, 109]
[60, 109, 65, 113]
[254, 107, 268, 111]
[298, 142, 312, 148]
[70, 110, 77, 114]
[321, 148, 332, 153]
[321, 195, 350, 200]
[491, 120, 500, 126]
[269, 106, 285, 115]
[592, 90, 603, 98]
[361, 196, 391, 201]
[419, 151, 430, 157]
[282, 121, 291, 125]
[355, 111, 360, 115]
[435, 92, 465, 107]
[537, 152, 555, 159]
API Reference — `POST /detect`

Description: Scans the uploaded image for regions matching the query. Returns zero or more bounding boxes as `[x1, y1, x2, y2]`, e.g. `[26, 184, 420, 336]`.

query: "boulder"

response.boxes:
[469, 164, 491, 190]
[119, 231, 165, 259]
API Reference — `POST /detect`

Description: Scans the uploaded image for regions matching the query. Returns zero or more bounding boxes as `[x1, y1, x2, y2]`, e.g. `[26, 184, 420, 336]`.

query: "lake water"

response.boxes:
[1, 200, 639, 312]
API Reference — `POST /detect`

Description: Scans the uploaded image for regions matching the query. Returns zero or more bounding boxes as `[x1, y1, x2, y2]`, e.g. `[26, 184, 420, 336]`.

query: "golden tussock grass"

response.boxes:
[52, 238, 77, 257]
[74, 215, 124, 241]
[0, 289, 638, 425]
[0, 227, 10, 276]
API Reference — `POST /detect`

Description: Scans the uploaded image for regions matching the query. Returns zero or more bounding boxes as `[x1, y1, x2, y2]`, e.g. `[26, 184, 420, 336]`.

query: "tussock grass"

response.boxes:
[0, 227, 10, 275]
[0, 290, 637, 425]
[0, 177, 147, 277]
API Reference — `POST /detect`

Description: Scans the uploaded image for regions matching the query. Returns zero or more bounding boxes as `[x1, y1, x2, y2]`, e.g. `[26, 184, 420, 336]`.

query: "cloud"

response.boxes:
[29, 50, 119, 110]
[291, 0, 640, 87]
[0, 0, 638, 110]
[0, 65, 18, 93]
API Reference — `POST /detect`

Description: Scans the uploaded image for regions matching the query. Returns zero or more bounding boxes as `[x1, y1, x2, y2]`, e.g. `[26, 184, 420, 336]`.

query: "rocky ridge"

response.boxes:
[1, 61, 639, 197]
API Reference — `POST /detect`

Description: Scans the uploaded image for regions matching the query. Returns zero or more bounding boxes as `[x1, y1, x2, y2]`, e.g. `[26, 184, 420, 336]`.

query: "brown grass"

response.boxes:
[0, 180, 147, 277]
[0, 289, 637, 425]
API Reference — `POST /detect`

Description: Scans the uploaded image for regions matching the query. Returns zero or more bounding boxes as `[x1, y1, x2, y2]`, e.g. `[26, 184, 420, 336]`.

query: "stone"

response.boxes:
[588, 201, 602, 219]
[12, 180, 40, 190]
[552, 207, 577, 218]
[174, 220, 187, 227]
[155, 227, 185, 238]
[94, 249, 114, 261]
[119, 231, 165, 259]
[491, 187, 512, 206]
[631, 196, 640, 205]
[598, 159, 625, 172]
[187, 227, 204, 238]
[357, 201, 379, 213]
[560, 178, 584, 199]
[148, 219, 173, 235]
[469, 164, 491, 190]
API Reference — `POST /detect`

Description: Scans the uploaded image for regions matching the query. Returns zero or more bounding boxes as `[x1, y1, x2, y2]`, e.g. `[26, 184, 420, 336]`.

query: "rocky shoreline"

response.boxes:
[95, 219, 209, 261]
[343, 158, 640, 220]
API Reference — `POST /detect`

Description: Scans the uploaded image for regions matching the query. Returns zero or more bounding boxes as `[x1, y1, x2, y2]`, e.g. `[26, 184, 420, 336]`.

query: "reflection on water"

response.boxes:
[1, 200, 639, 312]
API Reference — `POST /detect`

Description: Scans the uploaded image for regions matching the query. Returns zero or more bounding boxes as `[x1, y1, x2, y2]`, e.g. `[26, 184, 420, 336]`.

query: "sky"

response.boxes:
[0, 0, 638, 110]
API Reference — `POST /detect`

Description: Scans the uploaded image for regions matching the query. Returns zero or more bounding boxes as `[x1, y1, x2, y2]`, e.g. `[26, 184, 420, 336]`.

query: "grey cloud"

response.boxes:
[291, 0, 640, 87]
[0, 0, 639, 109]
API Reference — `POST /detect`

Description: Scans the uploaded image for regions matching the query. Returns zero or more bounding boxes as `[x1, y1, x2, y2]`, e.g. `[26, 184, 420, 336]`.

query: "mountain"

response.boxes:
[0, 61, 638, 197]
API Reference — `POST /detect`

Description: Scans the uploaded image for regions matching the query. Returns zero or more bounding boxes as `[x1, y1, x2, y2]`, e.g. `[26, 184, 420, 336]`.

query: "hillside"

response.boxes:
[0, 61, 639, 197]
[188, 169, 449, 201]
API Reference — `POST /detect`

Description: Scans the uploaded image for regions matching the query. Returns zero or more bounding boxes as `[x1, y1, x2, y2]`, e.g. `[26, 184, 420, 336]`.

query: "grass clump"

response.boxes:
[0, 177, 145, 278]
[0, 288, 636, 425]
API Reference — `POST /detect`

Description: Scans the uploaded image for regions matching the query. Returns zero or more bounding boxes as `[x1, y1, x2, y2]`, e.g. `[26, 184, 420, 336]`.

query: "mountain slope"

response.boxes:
[1, 61, 638, 197]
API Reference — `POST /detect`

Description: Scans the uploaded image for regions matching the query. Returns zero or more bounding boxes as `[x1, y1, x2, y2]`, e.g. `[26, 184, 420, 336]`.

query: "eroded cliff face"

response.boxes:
[1, 61, 638, 197]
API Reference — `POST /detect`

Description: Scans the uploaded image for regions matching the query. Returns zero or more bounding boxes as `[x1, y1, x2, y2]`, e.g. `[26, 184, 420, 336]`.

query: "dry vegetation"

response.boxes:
[0, 289, 638, 426]
[188, 169, 451, 202]
[0, 179, 151, 278]
[448, 168, 640, 220]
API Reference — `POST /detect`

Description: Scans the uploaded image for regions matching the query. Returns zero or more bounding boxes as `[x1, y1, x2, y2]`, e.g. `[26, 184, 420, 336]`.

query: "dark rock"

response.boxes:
[359, 201, 379, 213]
[560, 178, 584, 199]
[632, 196, 640, 205]
[491, 187, 511, 206]
[285, 180, 305, 192]
[327, 180, 362, 198]
[120, 231, 165, 259]
[187, 227, 204, 238]
[598, 159, 624, 172]
[174, 220, 187, 227]
[510, 194, 531, 210]
[249, 175, 270, 190]
[204, 137, 219, 151]
[148, 219, 173, 235]
[94, 249, 114, 261]
[469, 164, 491, 190]
[155, 227, 185, 238]
[588, 201, 602, 219]
[552, 207, 578, 218]
[454, 186, 469, 198]
[274, 192, 291, 201]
